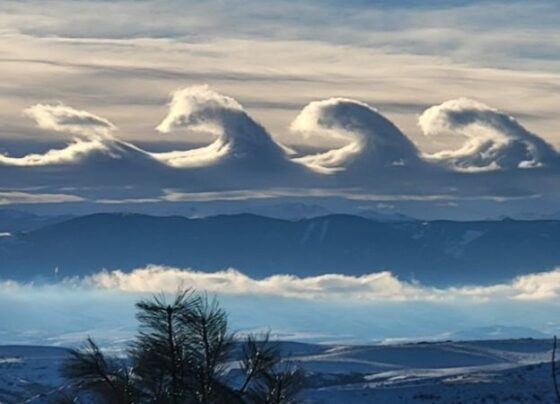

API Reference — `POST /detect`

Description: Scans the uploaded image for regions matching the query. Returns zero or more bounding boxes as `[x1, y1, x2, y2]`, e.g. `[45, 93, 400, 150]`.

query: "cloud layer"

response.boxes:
[1, 86, 560, 213]
[48, 265, 560, 303]
[2, 265, 560, 346]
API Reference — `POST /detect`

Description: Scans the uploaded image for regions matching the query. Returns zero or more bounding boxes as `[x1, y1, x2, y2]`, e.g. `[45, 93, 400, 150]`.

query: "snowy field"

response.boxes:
[0, 339, 557, 403]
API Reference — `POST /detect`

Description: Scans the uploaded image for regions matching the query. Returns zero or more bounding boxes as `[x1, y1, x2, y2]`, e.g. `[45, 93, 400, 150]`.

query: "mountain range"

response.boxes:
[1, 212, 559, 285]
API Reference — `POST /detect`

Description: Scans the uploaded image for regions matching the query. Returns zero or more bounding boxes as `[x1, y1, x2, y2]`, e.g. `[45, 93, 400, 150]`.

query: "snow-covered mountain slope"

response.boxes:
[1, 339, 556, 403]
[0, 346, 71, 403]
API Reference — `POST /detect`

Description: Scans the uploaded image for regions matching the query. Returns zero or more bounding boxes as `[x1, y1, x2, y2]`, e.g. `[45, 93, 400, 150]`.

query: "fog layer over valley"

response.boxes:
[0, 264, 559, 347]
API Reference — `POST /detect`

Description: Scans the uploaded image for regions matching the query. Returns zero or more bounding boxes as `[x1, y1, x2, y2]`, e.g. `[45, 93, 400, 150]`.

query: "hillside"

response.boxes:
[1, 339, 556, 403]
[2, 213, 560, 284]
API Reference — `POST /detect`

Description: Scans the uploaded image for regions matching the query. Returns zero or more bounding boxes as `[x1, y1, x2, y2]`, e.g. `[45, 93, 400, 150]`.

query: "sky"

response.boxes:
[2, 1, 560, 345]
[0, 0, 560, 218]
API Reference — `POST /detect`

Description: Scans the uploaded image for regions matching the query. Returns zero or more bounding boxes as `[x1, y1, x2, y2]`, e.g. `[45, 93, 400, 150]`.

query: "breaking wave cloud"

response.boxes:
[5, 86, 558, 173]
[2, 85, 560, 210]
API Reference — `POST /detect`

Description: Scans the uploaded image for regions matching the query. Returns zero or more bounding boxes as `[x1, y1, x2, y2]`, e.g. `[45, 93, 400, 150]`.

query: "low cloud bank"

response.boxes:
[2, 266, 560, 345]
[4, 265, 558, 302]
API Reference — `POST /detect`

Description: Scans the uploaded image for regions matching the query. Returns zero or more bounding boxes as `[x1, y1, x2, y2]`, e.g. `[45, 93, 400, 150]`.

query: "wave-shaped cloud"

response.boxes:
[53, 265, 560, 302]
[291, 98, 422, 173]
[3, 91, 556, 175]
[0, 89, 559, 206]
[24, 103, 116, 138]
[153, 85, 293, 169]
[419, 98, 558, 172]
[0, 103, 157, 167]
[0, 104, 114, 166]
[0, 138, 110, 166]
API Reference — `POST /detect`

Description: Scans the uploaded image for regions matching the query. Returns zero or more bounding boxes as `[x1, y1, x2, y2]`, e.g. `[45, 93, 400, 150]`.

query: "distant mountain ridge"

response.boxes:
[0, 209, 73, 233]
[1, 212, 560, 285]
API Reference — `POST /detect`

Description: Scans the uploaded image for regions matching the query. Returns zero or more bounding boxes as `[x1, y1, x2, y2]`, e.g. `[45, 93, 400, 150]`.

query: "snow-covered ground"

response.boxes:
[0, 339, 557, 403]
[0, 346, 71, 403]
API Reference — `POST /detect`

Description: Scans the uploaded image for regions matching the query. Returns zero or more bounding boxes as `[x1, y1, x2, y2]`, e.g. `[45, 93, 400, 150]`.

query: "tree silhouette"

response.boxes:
[131, 289, 196, 402]
[62, 337, 138, 403]
[240, 333, 304, 404]
[552, 336, 560, 403]
[60, 289, 305, 403]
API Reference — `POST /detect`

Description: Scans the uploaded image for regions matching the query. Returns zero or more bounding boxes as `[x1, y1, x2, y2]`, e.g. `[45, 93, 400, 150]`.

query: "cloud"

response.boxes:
[1, 103, 125, 166]
[0, 90, 558, 213]
[0, 138, 110, 166]
[0, 190, 83, 204]
[23, 103, 116, 138]
[3, 265, 560, 345]
[1, 103, 161, 169]
[61, 265, 560, 302]
[419, 98, 559, 172]
[153, 85, 293, 169]
[291, 98, 421, 173]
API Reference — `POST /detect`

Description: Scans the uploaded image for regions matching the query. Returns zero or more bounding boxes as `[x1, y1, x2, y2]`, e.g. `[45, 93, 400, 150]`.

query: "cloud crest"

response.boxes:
[291, 98, 421, 172]
[24, 103, 116, 139]
[419, 98, 558, 171]
[1, 104, 118, 166]
[154, 85, 291, 168]
[1, 103, 158, 168]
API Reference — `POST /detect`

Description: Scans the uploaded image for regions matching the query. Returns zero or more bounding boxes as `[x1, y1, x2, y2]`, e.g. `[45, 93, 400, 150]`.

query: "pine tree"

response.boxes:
[59, 288, 305, 403]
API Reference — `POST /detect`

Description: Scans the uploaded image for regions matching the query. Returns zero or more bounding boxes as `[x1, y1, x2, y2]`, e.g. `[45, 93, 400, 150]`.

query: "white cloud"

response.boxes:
[3, 265, 560, 345]
[0, 190, 83, 204]
[1, 103, 120, 166]
[0, 138, 109, 166]
[291, 97, 421, 173]
[160, 188, 533, 203]
[24, 103, 116, 138]
[0, 91, 557, 209]
[51, 265, 560, 302]
[419, 98, 558, 171]
[153, 85, 292, 168]
[1, 103, 161, 167]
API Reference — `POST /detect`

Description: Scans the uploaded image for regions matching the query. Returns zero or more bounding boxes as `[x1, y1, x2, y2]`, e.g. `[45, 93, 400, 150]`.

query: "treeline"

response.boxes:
[54, 289, 304, 403]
